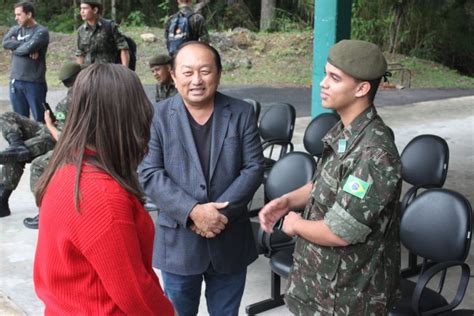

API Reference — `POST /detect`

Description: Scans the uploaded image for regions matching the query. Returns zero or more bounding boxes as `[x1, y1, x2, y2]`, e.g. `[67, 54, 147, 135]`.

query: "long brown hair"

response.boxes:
[35, 64, 153, 210]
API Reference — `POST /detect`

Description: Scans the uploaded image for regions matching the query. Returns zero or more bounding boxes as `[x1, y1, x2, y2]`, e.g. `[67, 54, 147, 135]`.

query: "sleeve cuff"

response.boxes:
[324, 202, 372, 244]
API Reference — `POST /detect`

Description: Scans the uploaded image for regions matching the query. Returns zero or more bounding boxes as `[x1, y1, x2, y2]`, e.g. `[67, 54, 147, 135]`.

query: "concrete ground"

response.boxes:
[0, 86, 473, 315]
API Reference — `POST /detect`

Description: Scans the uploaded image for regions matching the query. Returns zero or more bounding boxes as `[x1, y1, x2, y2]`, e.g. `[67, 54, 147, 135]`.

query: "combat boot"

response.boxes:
[0, 134, 30, 164]
[23, 214, 39, 229]
[0, 184, 12, 217]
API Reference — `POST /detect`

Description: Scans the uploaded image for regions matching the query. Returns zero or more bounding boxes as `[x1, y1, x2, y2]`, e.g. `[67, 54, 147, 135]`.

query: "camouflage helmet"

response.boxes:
[58, 63, 83, 82]
[328, 40, 387, 80]
[149, 54, 172, 67]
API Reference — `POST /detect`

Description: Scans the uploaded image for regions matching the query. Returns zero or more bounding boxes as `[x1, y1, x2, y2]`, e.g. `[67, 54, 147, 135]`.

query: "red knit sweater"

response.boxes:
[34, 164, 174, 315]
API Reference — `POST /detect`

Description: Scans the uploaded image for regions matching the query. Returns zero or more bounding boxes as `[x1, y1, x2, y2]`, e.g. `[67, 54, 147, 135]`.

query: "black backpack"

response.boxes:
[120, 35, 137, 71]
[167, 11, 194, 55]
[103, 19, 137, 71]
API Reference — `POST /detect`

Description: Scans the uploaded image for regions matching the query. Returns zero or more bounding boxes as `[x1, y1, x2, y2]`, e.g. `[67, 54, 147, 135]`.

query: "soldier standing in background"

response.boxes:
[0, 63, 82, 221]
[165, 0, 209, 56]
[149, 54, 177, 102]
[259, 40, 402, 314]
[76, 0, 129, 66]
[2, 1, 49, 123]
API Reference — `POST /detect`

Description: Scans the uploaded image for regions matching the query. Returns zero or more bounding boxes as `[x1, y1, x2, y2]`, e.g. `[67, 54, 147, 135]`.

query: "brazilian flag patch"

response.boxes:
[55, 112, 66, 120]
[343, 175, 370, 199]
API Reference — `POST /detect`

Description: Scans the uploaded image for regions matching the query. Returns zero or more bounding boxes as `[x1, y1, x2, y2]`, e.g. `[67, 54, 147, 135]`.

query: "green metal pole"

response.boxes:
[311, 0, 352, 117]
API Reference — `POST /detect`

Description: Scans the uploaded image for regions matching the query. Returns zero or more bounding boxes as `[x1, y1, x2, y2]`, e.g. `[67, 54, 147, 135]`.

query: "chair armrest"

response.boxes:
[257, 225, 295, 257]
[412, 261, 470, 315]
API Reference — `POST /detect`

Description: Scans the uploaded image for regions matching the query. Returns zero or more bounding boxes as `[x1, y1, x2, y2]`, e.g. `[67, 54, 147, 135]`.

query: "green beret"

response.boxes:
[58, 63, 83, 81]
[149, 55, 171, 67]
[328, 40, 387, 80]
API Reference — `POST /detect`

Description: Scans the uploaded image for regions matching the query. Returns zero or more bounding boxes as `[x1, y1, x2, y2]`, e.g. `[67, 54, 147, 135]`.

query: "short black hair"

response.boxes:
[14, 1, 35, 18]
[171, 41, 222, 73]
[81, 1, 103, 15]
[366, 78, 382, 103]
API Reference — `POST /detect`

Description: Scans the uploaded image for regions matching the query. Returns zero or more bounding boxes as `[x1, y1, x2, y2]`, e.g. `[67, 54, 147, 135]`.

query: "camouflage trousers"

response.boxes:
[0, 112, 55, 190]
[30, 150, 52, 193]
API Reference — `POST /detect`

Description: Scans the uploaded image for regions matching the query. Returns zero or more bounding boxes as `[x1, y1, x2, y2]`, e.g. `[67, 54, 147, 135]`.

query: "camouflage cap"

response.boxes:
[58, 63, 83, 81]
[149, 54, 172, 67]
[328, 40, 387, 80]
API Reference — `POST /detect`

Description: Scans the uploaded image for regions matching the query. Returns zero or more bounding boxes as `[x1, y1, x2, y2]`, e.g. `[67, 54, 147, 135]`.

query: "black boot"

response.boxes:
[0, 184, 12, 217]
[23, 214, 39, 229]
[0, 134, 30, 164]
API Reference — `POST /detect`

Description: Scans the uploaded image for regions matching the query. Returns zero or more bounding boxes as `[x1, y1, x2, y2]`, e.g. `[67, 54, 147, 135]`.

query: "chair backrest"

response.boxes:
[401, 134, 449, 187]
[303, 112, 340, 158]
[243, 98, 261, 123]
[265, 151, 317, 201]
[401, 188, 472, 263]
[259, 103, 296, 143]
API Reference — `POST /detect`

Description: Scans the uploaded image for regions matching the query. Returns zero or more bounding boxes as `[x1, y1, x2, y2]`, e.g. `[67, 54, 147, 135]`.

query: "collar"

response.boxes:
[323, 105, 378, 157]
[84, 18, 103, 31]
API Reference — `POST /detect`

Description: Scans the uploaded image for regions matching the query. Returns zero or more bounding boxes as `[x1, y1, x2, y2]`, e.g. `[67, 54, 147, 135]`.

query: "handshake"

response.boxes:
[189, 201, 229, 239]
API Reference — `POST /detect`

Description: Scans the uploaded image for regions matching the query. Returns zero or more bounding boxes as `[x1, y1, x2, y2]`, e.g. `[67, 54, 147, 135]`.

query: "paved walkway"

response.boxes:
[0, 85, 473, 315]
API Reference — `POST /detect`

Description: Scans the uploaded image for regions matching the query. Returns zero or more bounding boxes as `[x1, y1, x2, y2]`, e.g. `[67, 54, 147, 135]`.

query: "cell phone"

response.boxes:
[42, 102, 56, 123]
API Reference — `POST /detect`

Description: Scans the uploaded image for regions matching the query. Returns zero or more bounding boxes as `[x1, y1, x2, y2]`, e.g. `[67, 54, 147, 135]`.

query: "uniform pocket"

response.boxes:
[157, 213, 178, 228]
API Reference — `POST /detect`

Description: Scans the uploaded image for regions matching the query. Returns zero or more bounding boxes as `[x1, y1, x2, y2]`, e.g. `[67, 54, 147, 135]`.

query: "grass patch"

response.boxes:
[0, 27, 472, 89]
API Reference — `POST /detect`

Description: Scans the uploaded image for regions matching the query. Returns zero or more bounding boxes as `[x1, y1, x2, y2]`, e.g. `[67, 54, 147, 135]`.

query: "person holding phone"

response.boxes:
[0, 63, 82, 220]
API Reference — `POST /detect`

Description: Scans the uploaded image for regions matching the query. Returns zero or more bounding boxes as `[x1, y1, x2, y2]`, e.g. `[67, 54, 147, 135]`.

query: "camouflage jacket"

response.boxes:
[76, 18, 128, 65]
[286, 106, 402, 315]
[164, 6, 209, 45]
[155, 82, 178, 102]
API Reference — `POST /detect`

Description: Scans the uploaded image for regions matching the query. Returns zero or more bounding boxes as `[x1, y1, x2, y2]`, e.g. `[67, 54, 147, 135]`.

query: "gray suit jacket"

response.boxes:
[139, 92, 264, 275]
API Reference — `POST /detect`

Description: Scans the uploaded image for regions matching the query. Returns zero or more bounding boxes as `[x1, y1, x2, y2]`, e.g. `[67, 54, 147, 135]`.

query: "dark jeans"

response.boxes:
[9, 79, 47, 123]
[161, 266, 247, 316]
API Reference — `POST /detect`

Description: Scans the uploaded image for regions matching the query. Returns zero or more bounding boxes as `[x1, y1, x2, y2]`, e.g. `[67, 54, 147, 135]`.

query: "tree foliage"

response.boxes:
[0, 0, 471, 75]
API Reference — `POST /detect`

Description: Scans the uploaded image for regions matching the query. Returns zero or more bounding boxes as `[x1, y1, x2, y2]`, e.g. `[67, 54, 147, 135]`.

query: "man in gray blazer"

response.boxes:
[139, 41, 264, 316]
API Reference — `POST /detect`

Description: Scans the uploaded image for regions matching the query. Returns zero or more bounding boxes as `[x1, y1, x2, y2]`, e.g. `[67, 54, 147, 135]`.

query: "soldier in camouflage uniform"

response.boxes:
[0, 63, 82, 221]
[149, 54, 177, 102]
[76, 0, 129, 66]
[259, 40, 401, 315]
[165, 0, 209, 55]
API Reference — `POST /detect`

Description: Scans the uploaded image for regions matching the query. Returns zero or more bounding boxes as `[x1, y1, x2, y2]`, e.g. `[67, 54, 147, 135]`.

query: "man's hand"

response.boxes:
[189, 202, 229, 238]
[281, 211, 303, 237]
[29, 51, 39, 59]
[190, 223, 216, 239]
[259, 196, 290, 233]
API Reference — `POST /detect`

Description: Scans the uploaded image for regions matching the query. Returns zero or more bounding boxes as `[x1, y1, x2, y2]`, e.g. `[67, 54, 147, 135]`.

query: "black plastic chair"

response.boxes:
[243, 98, 261, 123]
[247, 151, 316, 315]
[303, 112, 339, 158]
[400, 134, 449, 277]
[390, 188, 472, 316]
[262, 112, 339, 264]
[246, 112, 339, 315]
[259, 103, 296, 180]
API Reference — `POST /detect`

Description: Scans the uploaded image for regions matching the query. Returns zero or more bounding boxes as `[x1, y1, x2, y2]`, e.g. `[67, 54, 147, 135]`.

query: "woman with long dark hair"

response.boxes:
[33, 64, 175, 315]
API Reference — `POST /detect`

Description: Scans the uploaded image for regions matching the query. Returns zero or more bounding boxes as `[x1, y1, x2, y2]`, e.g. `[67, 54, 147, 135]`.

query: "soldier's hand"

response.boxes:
[189, 202, 229, 237]
[281, 211, 303, 237]
[259, 196, 290, 233]
[44, 110, 53, 126]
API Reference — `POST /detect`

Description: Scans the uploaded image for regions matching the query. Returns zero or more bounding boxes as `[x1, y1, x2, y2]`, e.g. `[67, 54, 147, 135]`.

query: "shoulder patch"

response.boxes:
[343, 175, 370, 199]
